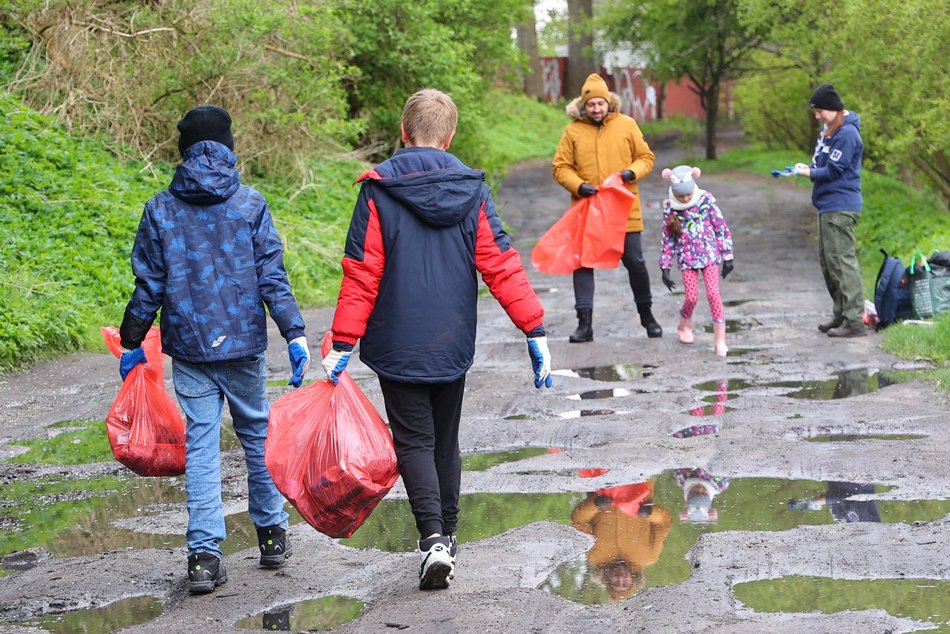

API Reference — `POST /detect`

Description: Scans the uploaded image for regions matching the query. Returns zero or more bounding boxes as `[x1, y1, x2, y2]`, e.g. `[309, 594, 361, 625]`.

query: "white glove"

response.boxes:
[321, 347, 352, 385]
[527, 336, 553, 389]
[793, 162, 810, 176]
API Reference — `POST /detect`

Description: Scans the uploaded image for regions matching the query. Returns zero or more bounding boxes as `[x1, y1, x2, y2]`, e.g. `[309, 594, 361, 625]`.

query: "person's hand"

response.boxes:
[577, 183, 597, 198]
[619, 169, 635, 183]
[287, 336, 311, 387]
[526, 335, 553, 388]
[321, 345, 352, 385]
[661, 268, 676, 292]
[594, 494, 612, 510]
[793, 162, 810, 177]
[119, 347, 146, 381]
[721, 259, 734, 279]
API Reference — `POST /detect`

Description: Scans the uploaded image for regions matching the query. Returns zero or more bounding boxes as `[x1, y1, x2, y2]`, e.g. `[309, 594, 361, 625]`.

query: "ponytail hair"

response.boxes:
[667, 214, 682, 239]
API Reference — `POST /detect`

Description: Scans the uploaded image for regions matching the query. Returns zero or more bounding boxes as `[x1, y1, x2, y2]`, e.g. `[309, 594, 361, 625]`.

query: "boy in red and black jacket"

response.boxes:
[323, 88, 553, 590]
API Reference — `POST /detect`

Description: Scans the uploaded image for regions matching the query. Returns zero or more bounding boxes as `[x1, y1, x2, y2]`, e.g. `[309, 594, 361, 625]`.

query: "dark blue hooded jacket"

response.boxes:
[809, 112, 863, 213]
[121, 141, 305, 361]
[331, 146, 543, 383]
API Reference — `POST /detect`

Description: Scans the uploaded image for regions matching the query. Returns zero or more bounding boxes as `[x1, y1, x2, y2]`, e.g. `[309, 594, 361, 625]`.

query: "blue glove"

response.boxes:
[770, 166, 796, 177]
[527, 335, 553, 389]
[119, 347, 146, 381]
[321, 346, 352, 385]
[287, 336, 311, 388]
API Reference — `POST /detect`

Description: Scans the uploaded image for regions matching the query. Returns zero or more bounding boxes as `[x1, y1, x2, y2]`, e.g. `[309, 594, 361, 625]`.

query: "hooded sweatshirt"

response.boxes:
[331, 146, 543, 382]
[121, 141, 305, 361]
[809, 111, 863, 213]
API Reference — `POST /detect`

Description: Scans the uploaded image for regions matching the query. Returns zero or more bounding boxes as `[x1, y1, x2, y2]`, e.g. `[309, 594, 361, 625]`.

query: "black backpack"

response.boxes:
[874, 249, 913, 329]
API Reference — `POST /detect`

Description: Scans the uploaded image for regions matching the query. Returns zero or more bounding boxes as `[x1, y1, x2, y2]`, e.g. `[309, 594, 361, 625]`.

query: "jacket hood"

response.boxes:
[170, 141, 241, 205]
[843, 111, 861, 129]
[565, 92, 624, 122]
[365, 148, 486, 227]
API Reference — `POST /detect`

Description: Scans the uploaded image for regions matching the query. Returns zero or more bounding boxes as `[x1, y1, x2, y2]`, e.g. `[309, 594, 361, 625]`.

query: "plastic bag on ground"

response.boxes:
[101, 326, 186, 476]
[265, 332, 399, 538]
[531, 172, 635, 274]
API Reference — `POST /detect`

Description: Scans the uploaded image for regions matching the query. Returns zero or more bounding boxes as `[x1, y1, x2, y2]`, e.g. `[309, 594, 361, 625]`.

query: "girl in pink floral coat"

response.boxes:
[659, 166, 734, 356]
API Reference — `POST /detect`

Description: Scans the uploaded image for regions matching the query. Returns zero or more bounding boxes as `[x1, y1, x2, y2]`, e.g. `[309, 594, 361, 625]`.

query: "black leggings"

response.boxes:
[378, 375, 466, 538]
[573, 232, 653, 310]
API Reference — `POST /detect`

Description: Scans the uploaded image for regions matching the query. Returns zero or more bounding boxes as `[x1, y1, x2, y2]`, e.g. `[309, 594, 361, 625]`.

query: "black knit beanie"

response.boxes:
[809, 83, 844, 111]
[177, 105, 234, 156]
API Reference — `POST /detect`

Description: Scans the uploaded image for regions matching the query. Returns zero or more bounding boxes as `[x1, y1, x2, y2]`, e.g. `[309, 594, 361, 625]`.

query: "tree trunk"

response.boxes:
[516, 7, 543, 99]
[565, 0, 594, 100]
[705, 83, 719, 160]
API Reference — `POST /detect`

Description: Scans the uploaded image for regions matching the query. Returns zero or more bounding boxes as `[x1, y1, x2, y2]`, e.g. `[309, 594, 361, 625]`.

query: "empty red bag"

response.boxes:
[265, 332, 399, 538]
[531, 172, 635, 274]
[101, 326, 186, 476]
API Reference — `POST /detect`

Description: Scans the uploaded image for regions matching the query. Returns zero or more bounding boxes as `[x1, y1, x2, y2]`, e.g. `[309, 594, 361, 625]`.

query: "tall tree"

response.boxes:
[565, 0, 594, 99]
[601, 0, 768, 159]
[516, 2, 543, 99]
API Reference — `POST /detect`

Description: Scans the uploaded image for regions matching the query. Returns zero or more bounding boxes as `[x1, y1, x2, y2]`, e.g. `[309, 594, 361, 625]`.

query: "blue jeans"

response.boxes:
[172, 354, 288, 557]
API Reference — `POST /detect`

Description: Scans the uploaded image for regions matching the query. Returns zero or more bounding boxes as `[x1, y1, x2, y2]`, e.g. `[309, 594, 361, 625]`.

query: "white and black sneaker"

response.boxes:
[418, 536, 454, 590]
[447, 535, 458, 579]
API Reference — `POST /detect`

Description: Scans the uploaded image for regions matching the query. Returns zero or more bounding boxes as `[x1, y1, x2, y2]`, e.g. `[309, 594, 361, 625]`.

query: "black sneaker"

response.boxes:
[644, 320, 663, 338]
[257, 525, 292, 568]
[188, 553, 227, 594]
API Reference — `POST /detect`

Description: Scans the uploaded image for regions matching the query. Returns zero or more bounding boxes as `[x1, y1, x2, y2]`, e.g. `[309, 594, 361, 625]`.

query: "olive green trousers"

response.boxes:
[818, 211, 864, 325]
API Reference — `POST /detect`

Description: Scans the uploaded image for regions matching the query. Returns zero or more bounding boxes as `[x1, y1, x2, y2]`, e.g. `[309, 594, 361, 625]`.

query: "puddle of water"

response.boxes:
[234, 596, 364, 631]
[19, 595, 162, 633]
[671, 424, 719, 438]
[503, 414, 532, 420]
[734, 576, 950, 632]
[537, 472, 950, 605]
[685, 405, 735, 417]
[461, 447, 550, 472]
[723, 347, 760, 357]
[723, 299, 758, 307]
[557, 409, 616, 419]
[693, 378, 752, 391]
[764, 368, 880, 400]
[566, 388, 633, 400]
[552, 364, 657, 381]
[702, 319, 748, 333]
[806, 433, 928, 443]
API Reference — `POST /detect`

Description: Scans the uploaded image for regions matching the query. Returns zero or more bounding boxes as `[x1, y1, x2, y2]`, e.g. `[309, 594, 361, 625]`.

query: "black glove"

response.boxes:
[578, 183, 597, 197]
[594, 494, 612, 510]
[721, 259, 734, 279]
[620, 169, 635, 183]
[661, 268, 676, 291]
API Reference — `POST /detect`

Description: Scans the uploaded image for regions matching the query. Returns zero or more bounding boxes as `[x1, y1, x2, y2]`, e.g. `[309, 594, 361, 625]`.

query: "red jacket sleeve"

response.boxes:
[330, 190, 385, 345]
[475, 196, 544, 333]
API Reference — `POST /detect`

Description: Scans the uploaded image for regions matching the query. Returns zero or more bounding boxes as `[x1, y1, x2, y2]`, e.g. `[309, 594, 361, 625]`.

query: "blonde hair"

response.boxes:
[401, 89, 458, 147]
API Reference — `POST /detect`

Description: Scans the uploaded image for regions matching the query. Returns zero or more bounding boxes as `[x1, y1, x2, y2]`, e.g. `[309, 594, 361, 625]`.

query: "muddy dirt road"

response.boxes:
[0, 139, 948, 633]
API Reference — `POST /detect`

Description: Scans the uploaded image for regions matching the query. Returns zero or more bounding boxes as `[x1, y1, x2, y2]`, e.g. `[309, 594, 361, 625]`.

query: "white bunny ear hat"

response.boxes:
[661, 165, 701, 196]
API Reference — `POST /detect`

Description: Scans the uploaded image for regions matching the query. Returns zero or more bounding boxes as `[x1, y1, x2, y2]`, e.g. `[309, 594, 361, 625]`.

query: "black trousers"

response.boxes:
[378, 375, 466, 539]
[573, 231, 653, 310]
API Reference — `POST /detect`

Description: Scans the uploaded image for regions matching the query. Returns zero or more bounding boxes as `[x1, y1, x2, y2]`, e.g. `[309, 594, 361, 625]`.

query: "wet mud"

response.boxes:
[0, 135, 948, 633]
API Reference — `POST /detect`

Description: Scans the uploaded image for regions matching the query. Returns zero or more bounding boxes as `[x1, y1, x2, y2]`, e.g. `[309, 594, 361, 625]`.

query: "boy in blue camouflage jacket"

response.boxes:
[118, 105, 310, 594]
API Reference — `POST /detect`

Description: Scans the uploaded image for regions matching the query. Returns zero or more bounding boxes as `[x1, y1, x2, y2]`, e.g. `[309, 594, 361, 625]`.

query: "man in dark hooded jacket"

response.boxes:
[323, 89, 553, 591]
[118, 105, 310, 593]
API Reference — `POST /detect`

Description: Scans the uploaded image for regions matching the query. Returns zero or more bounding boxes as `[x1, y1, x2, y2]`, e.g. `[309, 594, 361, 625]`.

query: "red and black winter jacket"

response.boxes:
[330, 146, 544, 383]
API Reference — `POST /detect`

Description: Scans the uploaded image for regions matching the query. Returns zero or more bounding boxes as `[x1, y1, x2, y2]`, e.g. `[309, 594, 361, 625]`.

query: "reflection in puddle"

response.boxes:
[538, 472, 950, 605]
[461, 447, 550, 471]
[552, 364, 657, 381]
[734, 576, 950, 631]
[702, 319, 749, 333]
[503, 413, 532, 420]
[806, 433, 927, 443]
[693, 378, 752, 391]
[234, 596, 364, 632]
[557, 409, 616, 419]
[723, 299, 758, 307]
[566, 388, 633, 400]
[684, 405, 736, 417]
[764, 368, 880, 400]
[21, 595, 162, 633]
[672, 424, 719, 438]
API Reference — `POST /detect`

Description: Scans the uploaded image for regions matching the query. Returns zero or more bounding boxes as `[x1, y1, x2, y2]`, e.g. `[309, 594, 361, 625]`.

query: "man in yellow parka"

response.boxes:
[553, 72, 659, 342]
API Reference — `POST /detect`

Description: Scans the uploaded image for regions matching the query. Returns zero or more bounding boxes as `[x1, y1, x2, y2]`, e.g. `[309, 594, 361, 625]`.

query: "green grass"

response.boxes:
[8, 419, 112, 465]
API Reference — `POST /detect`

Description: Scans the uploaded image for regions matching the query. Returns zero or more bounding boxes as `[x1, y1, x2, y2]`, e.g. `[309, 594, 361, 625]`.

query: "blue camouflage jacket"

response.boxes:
[120, 141, 305, 362]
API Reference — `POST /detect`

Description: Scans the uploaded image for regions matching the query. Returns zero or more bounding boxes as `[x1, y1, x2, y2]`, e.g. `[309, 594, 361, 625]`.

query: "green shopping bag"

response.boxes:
[907, 251, 950, 319]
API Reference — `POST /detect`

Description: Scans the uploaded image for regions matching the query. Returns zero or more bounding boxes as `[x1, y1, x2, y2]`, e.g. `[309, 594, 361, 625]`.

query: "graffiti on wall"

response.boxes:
[614, 68, 657, 122]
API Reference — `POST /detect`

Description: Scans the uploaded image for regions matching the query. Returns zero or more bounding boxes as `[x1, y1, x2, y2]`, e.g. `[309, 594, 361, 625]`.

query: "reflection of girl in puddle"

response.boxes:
[675, 468, 730, 522]
[689, 378, 729, 417]
[570, 479, 673, 601]
[787, 481, 881, 523]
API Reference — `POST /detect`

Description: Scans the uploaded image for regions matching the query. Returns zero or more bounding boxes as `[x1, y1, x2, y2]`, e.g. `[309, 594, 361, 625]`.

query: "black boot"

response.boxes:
[569, 308, 593, 343]
[638, 305, 663, 338]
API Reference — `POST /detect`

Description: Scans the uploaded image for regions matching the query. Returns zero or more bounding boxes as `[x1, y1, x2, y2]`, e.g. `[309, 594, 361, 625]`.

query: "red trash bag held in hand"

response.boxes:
[531, 172, 635, 274]
[101, 326, 186, 476]
[265, 332, 399, 539]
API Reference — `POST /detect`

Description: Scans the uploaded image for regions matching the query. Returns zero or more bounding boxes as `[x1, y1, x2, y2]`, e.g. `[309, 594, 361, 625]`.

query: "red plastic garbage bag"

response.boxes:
[596, 481, 653, 518]
[531, 172, 635, 274]
[265, 332, 399, 538]
[101, 326, 186, 476]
